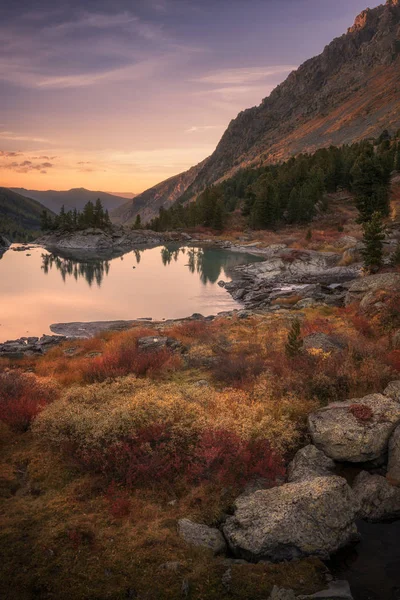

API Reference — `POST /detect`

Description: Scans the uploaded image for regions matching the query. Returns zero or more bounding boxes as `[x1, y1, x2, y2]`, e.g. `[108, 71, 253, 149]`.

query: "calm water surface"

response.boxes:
[0, 244, 261, 341]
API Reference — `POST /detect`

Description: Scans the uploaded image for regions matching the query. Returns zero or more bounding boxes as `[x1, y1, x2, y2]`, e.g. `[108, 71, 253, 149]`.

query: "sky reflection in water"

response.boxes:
[0, 244, 261, 341]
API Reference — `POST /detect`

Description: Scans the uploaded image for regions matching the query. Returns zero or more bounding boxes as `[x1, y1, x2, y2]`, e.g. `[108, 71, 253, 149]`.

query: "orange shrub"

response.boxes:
[82, 335, 181, 383]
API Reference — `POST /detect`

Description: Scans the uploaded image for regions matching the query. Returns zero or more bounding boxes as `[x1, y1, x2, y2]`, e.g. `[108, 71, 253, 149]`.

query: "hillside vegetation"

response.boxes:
[149, 131, 399, 232]
[0, 188, 53, 241]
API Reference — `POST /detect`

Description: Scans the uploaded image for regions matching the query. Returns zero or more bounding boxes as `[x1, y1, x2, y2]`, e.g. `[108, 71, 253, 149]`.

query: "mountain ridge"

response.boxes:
[11, 187, 128, 214]
[116, 0, 400, 224]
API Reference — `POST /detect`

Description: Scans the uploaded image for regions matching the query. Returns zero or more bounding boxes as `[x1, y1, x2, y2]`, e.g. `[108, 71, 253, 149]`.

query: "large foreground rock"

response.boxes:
[308, 394, 400, 462]
[287, 445, 335, 483]
[268, 587, 296, 600]
[352, 471, 400, 522]
[223, 476, 359, 562]
[177, 519, 226, 555]
[384, 380, 400, 403]
[388, 424, 400, 485]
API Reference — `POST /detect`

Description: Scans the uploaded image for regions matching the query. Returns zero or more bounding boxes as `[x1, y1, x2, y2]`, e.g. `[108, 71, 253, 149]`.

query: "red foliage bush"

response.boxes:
[349, 404, 374, 423]
[78, 423, 191, 486]
[0, 370, 57, 431]
[386, 350, 400, 372]
[73, 424, 284, 491]
[213, 347, 265, 386]
[350, 314, 374, 338]
[171, 320, 210, 340]
[106, 482, 131, 518]
[186, 429, 286, 488]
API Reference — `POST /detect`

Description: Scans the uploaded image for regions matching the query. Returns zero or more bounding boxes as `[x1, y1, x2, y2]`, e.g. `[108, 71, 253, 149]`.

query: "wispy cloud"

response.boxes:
[193, 65, 296, 85]
[0, 159, 54, 174]
[185, 125, 223, 134]
[0, 131, 50, 143]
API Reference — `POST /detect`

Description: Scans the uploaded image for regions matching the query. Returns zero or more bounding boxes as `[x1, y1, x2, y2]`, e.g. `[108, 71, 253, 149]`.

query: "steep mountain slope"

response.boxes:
[182, 0, 400, 199]
[0, 188, 54, 240]
[117, 0, 400, 224]
[11, 188, 127, 214]
[111, 159, 208, 225]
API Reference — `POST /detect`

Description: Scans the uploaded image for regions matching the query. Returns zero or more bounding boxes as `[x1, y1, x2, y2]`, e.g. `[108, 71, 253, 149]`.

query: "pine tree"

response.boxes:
[40, 210, 50, 231]
[361, 211, 385, 273]
[133, 214, 142, 229]
[212, 201, 224, 230]
[285, 318, 303, 358]
[93, 198, 104, 227]
[351, 155, 390, 222]
[286, 187, 301, 224]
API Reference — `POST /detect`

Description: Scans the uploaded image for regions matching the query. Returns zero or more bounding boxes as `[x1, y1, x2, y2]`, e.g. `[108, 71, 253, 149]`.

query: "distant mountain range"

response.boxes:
[115, 0, 400, 225]
[11, 187, 128, 214]
[0, 187, 54, 240]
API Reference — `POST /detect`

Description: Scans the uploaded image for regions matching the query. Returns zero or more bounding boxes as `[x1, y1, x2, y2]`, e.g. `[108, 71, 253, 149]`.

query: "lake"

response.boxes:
[0, 243, 262, 342]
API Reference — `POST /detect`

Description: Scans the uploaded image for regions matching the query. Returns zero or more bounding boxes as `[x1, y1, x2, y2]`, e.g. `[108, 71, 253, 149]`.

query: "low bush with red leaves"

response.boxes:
[186, 429, 286, 488]
[213, 346, 265, 386]
[349, 403, 374, 423]
[74, 423, 284, 491]
[0, 370, 57, 431]
[105, 482, 131, 518]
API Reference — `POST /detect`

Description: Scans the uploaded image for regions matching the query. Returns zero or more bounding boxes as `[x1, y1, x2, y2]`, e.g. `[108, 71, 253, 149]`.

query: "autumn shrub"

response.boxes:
[105, 482, 131, 518]
[166, 320, 210, 342]
[213, 345, 265, 386]
[0, 370, 58, 431]
[351, 314, 375, 338]
[349, 403, 374, 423]
[307, 373, 350, 405]
[186, 429, 285, 488]
[385, 350, 400, 372]
[82, 335, 181, 383]
[33, 377, 306, 489]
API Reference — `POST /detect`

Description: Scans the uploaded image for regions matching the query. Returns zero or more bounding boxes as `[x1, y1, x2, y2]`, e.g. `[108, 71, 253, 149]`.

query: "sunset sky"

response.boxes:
[1, 0, 376, 194]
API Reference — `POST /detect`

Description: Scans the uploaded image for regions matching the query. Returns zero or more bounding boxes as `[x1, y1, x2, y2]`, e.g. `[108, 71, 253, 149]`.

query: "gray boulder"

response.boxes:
[345, 273, 400, 308]
[388, 424, 400, 485]
[384, 380, 400, 403]
[308, 394, 400, 462]
[298, 580, 353, 599]
[352, 471, 400, 521]
[137, 336, 181, 352]
[268, 586, 296, 600]
[177, 519, 227, 555]
[303, 333, 345, 354]
[223, 476, 359, 562]
[287, 445, 335, 483]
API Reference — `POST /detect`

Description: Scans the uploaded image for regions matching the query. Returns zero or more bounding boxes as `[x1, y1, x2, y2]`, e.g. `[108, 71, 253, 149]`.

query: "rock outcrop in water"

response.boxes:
[36, 226, 190, 250]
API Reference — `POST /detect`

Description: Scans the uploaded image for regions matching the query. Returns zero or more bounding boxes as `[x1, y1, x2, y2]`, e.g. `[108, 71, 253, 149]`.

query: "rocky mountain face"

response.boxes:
[111, 159, 208, 226]
[117, 0, 400, 224]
